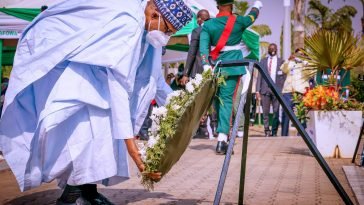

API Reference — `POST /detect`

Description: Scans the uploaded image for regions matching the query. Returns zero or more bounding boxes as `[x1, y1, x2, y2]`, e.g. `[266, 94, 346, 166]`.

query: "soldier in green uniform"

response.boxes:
[199, 0, 262, 154]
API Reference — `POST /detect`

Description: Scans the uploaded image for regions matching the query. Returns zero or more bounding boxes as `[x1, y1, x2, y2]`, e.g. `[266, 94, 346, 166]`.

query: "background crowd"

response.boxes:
[134, 2, 363, 148]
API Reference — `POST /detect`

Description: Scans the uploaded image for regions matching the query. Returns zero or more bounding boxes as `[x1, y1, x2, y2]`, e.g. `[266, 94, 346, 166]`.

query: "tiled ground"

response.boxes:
[343, 166, 364, 205]
[0, 135, 358, 205]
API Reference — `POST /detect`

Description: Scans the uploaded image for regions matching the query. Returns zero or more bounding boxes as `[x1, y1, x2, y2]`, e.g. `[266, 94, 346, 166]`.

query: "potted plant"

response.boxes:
[297, 30, 364, 158]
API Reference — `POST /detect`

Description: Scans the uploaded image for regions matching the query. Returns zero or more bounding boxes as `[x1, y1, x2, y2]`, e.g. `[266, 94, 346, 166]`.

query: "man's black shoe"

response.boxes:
[92, 193, 113, 205]
[216, 141, 228, 155]
[264, 130, 271, 137]
[81, 184, 114, 205]
[56, 199, 79, 205]
[56, 185, 82, 205]
[193, 127, 209, 139]
[57, 184, 114, 205]
[57, 193, 114, 205]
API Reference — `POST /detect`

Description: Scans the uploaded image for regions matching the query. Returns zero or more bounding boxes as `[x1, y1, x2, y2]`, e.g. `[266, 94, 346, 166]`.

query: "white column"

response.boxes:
[283, 0, 291, 60]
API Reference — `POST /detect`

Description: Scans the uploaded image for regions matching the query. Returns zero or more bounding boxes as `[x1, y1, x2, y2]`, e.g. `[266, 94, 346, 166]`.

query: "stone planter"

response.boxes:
[306, 111, 362, 158]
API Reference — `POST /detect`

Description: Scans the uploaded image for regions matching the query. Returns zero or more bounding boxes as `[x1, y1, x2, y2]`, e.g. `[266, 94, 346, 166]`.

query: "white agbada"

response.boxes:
[0, 0, 172, 191]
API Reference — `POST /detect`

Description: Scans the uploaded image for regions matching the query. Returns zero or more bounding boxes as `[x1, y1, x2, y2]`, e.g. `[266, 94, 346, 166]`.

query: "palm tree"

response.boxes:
[234, 1, 272, 38]
[307, 0, 357, 32]
[360, 0, 364, 36]
[234, 1, 272, 56]
[279, 2, 307, 57]
[234, 1, 249, 17]
[327, 0, 363, 35]
[356, 0, 364, 37]
[293, 0, 306, 50]
[303, 30, 364, 90]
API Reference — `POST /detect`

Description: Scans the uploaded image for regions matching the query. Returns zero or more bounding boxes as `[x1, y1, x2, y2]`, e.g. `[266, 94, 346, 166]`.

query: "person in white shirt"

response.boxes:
[281, 48, 310, 136]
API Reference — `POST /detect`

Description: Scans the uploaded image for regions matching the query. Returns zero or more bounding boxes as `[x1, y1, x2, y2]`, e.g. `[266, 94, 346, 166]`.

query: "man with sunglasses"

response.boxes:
[0, 0, 192, 204]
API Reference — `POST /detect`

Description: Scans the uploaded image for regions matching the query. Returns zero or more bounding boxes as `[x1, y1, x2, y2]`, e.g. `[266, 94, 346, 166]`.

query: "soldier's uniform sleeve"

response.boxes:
[199, 25, 211, 65]
[237, 8, 259, 29]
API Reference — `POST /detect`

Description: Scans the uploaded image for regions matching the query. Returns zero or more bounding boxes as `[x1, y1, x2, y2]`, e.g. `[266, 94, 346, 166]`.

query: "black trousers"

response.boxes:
[250, 93, 257, 123]
[138, 104, 154, 140]
[261, 92, 280, 135]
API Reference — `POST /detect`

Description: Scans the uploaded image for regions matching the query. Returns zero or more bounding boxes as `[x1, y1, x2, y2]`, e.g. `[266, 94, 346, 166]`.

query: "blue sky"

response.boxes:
[243, 0, 363, 47]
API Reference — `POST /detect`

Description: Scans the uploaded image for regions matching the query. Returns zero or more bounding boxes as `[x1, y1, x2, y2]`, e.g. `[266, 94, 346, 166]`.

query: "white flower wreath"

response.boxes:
[138, 70, 215, 190]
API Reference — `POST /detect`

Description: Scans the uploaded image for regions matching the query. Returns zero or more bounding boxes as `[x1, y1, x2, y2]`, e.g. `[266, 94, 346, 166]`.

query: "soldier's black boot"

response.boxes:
[216, 141, 228, 155]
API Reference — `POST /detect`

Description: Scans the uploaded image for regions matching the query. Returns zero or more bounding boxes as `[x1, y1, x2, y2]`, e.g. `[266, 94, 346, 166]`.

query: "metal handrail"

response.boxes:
[211, 58, 354, 205]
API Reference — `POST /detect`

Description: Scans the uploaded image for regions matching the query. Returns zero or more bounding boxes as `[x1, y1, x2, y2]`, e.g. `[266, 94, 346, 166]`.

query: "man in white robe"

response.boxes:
[0, 0, 192, 204]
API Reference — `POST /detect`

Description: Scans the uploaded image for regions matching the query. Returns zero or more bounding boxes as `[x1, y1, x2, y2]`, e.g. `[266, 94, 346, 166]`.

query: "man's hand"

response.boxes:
[125, 139, 162, 181]
[146, 172, 162, 181]
[288, 54, 295, 61]
[137, 163, 162, 181]
[200, 115, 207, 123]
[256, 92, 261, 100]
[136, 161, 145, 173]
[253, 1, 263, 10]
[203, 65, 212, 72]
[180, 76, 189, 86]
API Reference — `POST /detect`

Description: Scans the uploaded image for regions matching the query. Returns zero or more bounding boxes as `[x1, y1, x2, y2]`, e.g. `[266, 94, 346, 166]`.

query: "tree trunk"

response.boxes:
[293, 0, 306, 50]
[361, 0, 364, 36]
[362, 7, 364, 36]
[362, 17, 364, 37]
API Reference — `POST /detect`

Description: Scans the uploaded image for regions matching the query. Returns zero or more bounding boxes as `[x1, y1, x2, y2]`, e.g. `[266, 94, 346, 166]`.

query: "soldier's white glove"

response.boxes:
[203, 64, 213, 72]
[253, 1, 263, 10]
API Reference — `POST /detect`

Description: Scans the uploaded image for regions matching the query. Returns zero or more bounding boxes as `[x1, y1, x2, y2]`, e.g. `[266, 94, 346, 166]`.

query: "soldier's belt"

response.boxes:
[211, 44, 243, 52]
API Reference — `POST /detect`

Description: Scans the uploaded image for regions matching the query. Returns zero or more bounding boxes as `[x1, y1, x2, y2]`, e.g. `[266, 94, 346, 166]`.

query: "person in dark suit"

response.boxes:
[180, 9, 210, 85]
[256, 43, 286, 137]
[180, 9, 213, 139]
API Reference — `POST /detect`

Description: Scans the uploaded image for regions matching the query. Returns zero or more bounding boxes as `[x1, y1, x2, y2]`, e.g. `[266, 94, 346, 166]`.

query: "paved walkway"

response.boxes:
[0, 137, 358, 205]
[343, 166, 364, 205]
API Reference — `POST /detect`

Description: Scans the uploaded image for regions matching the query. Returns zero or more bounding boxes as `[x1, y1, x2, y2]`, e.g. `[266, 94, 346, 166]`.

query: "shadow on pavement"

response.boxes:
[4, 188, 201, 205]
[158, 199, 203, 205]
[189, 144, 215, 151]
[281, 147, 312, 156]
[249, 134, 265, 137]
[4, 189, 61, 205]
